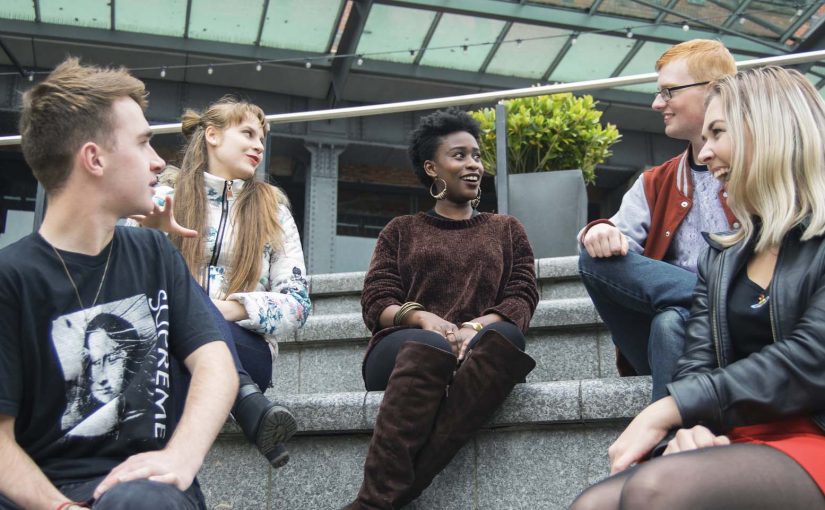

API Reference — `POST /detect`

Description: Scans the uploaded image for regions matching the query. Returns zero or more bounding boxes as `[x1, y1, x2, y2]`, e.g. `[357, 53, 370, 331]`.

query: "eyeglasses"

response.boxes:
[654, 81, 710, 102]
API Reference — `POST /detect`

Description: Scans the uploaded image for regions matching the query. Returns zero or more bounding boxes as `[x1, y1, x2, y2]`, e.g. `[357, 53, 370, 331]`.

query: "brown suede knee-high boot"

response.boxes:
[345, 341, 457, 510]
[401, 330, 536, 506]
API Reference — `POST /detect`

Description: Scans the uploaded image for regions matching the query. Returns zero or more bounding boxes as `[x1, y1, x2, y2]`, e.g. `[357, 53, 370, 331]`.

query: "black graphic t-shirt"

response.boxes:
[0, 226, 222, 486]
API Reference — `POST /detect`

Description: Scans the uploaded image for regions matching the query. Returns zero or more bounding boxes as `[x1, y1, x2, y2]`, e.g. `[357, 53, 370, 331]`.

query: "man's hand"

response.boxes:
[581, 223, 629, 258]
[662, 425, 730, 456]
[129, 196, 198, 238]
[93, 448, 199, 499]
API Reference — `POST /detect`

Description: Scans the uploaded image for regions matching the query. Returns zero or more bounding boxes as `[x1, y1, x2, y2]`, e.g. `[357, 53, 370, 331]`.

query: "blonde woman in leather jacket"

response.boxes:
[570, 66, 825, 509]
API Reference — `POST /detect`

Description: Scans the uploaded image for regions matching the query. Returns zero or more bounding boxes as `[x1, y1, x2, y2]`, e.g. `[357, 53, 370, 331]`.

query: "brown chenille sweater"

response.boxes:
[361, 211, 538, 365]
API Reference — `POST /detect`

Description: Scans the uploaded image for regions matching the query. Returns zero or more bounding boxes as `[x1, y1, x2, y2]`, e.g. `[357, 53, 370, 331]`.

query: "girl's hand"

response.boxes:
[130, 196, 198, 238]
[407, 311, 461, 356]
[211, 299, 247, 322]
[662, 426, 730, 456]
[456, 327, 477, 361]
[608, 396, 682, 474]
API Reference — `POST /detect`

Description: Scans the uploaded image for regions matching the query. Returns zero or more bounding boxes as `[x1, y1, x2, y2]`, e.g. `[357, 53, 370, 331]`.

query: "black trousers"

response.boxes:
[363, 321, 526, 391]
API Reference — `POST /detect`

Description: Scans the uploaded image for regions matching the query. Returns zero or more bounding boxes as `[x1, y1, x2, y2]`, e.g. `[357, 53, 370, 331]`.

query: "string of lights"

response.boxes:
[0, 7, 815, 81]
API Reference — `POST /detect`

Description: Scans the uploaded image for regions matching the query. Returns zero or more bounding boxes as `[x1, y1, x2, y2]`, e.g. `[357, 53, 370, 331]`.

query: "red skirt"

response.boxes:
[729, 416, 825, 492]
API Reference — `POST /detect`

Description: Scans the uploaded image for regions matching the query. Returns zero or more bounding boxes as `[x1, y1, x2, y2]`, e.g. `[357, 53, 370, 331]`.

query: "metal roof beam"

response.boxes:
[627, 0, 787, 51]
[254, 0, 270, 46]
[326, 0, 373, 106]
[708, 0, 783, 35]
[718, 0, 753, 29]
[374, 0, 784, 55]
[183, 0, 193, 39]
[412, 12, 442, 65]
[612, 0, 676, 77]
[478, 21, 512, 74]
[541, 33, 576, 82]
[782, 0, 825, 43]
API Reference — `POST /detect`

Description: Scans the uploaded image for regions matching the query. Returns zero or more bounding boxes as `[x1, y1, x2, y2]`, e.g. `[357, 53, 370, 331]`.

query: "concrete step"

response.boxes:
[308, 256, 587, 316]
[271, 298, 617, 395]
[201, 377, 650, 510]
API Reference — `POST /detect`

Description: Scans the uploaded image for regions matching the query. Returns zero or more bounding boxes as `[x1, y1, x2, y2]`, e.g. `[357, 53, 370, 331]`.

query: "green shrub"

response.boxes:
[470, 92, 621, 184]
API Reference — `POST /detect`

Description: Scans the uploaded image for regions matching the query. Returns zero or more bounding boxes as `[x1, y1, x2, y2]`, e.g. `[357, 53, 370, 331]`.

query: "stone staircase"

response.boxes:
[199, 256, 651, 510]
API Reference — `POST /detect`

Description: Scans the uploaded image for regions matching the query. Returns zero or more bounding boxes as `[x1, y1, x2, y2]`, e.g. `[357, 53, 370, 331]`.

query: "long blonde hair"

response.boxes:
[708, 66, 825, 252]
[172, 96, 288, 295]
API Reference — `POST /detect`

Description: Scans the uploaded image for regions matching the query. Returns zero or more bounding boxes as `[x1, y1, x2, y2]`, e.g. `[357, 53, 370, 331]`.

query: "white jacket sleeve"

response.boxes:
[609, 174, 651, 254]
[228, 205, 311, 339]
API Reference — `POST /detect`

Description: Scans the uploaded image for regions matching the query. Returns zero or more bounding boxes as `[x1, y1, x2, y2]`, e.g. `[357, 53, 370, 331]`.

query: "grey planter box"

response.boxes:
[507, 169, 587, 258]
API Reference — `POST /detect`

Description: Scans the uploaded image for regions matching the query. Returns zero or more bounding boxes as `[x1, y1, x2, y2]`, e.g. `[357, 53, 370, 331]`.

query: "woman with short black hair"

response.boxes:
[345, 108, 539, 509]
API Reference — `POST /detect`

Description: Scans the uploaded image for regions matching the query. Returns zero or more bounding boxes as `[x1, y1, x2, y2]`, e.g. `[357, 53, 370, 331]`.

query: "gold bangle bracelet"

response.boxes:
[394, 302, 424, 326]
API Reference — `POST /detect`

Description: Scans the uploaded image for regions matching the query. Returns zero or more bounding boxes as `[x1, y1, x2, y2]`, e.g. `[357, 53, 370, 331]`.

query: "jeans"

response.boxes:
[578, 250, 697, 401]
[0, 478, 205, 509]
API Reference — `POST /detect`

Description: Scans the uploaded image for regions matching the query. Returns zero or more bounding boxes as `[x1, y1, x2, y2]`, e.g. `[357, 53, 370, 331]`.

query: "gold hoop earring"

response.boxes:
[471, 187, 481, 209]
[429, 178, 447, 200]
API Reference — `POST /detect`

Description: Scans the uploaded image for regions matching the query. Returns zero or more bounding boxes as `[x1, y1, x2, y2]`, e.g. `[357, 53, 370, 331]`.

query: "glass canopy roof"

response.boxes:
[1, 0, 824, 96]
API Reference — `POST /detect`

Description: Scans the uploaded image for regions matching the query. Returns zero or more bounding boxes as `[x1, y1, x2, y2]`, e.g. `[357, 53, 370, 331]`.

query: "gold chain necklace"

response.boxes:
[50, 236, 114, 314]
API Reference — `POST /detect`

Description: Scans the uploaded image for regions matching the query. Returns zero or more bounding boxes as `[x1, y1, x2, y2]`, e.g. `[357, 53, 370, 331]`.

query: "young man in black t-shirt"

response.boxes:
[0, 59, 238, 509]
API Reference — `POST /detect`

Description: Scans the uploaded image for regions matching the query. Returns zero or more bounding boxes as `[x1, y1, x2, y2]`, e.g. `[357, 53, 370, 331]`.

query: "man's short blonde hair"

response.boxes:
[655, 39, 737, 82]
[19, 57, 147, 194]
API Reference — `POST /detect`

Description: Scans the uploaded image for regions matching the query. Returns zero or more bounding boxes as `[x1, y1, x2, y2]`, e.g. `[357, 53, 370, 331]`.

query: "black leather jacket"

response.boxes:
[667, 221, 825, 434]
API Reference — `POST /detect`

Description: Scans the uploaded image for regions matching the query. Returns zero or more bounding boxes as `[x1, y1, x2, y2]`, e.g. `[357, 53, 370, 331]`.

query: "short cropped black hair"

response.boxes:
[407, 107, 481, 187]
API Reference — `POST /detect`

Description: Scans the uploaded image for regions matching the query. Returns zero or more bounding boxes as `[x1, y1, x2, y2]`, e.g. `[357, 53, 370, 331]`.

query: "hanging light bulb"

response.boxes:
[305, 60, 312, 69]
[516, 39, 523, 47]
[207, 65, 214, 75]
[682, 22, 690, 31]
[356, 56, 364, 66]
[409, 49, 415, 57]
[626, 28, 634, 38]
[739, 16, 746, 24]
[160, 66, 167, 78]
[462, 45, 468, 53]
[797, 6, 804, 16]
[27, 72, 34, 82]
[256, 61, 262, 72]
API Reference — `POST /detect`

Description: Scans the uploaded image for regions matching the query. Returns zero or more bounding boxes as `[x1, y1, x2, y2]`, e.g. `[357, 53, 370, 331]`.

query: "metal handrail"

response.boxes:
[2, 49, 825, 146]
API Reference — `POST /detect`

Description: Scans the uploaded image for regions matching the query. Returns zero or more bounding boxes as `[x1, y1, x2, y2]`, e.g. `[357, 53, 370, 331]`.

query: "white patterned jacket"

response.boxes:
[150, 171, 310, 353]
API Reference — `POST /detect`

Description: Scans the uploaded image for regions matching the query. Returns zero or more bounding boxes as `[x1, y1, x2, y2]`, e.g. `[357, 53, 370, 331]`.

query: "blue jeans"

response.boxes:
[0, 478, 204, 509]
[578, 250, 697, 401]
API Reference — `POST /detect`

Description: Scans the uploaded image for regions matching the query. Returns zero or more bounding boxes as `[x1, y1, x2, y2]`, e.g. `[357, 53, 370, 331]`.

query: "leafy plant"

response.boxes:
[470, 92, 621, 184]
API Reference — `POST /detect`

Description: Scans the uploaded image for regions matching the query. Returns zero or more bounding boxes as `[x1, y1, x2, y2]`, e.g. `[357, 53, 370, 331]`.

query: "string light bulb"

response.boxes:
[160, 66, 167, 78]
[207, 65, 214, 75]
[356, 56, 364, 66]
[305, 60, 312, 69]
[739, 16, 746, 24]
[626, 28, 634, 38]
[256, 61, 262, 72]
[682, 22, 690, 31]
[462, 45, 468, 53]
[570, 36, 578, 45]
[516, 39, 523, 47]
[797, 7, 804, 16]
[27, 72, 34, 82]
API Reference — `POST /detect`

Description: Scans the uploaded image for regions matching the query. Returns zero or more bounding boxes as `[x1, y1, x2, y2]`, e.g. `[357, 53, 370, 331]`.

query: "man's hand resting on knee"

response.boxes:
[582, 223, 629, 258]
[93, 447, 199, 499]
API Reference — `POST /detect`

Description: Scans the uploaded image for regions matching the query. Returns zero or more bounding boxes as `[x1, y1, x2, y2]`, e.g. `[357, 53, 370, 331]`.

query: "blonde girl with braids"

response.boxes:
[160, 97, 310, 469]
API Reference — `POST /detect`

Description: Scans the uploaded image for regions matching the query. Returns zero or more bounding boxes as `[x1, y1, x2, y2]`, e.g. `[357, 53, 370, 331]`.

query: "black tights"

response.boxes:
[363, 321, 525, 391]
[569, 444, 825, 510]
